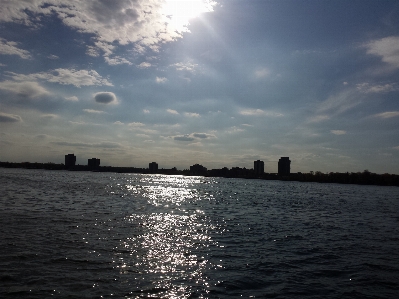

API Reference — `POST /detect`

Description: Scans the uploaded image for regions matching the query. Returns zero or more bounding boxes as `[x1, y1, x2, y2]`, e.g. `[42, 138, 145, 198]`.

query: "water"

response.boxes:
[0, 168, 398, 298]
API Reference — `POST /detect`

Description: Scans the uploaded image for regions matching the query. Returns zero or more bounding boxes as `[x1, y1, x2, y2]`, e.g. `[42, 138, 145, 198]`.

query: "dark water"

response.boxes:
[0, 168, 398, 298]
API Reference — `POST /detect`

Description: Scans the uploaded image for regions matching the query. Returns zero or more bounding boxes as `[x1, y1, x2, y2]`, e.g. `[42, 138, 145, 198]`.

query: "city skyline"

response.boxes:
[1, 1, 399, 174]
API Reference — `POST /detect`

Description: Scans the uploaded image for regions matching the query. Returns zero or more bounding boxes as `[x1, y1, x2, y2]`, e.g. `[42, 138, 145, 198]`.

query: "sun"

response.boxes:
[162, 0, 215, 32]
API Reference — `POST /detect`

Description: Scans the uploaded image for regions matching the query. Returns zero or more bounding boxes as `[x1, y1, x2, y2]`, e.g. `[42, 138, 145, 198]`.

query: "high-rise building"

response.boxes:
[278, 157, 291, 176]
[65, 154, 76, 168]
[88, 158, 100, 170]
[254, 160, 264, 176]
[149, 162, 158, 173]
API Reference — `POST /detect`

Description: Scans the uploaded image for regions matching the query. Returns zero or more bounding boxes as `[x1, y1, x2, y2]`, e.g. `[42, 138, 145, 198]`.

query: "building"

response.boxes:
[88, 158, 100, 170]
[254, 160, 264, 176]
[190, 164, 207, 175]
[65, 154, 76, 168]
[149, 162, 158, 173]
[278, 157, 291, 176]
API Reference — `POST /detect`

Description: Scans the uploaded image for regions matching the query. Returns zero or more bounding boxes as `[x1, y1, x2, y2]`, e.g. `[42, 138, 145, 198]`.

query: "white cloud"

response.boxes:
[0, 112, 22, 122]
[331, 130, 346, 135]
[0, 38, 31, 59]
[138, 62, 152, 68]
[83, 109, 105, 114]
[104, 55, 132, 65]
[366, 36, 399, 69]
[184, 112, 200, 118]
[0, 80, 50, 98]
[239, 108, 283, 117]
[65, 96, 79, 101]
[47, 54, 59, 60]
[156, 77, 168, 83]
[113, 121, 124, 125]
[0, 0, 216, 60]
[8, 69, 112, 87]
[94, 92, 118, 104]
[143, 109, 150, 114]
[172, 62, 198, 72]
[167, 109, 179, 115]
[373, 111, 399, 119]
[356, 82, 398, 93]
[128, 122, 145, 127]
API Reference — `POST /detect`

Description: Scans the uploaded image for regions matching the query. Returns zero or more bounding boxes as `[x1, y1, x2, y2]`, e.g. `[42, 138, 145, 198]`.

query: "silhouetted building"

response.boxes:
[254, 160, 264, 176]
[88, 158, 100, 170]
[65, 154, 76, 168]
[190, 164, 207, 175]
[278, 157, 291, 176]
[149, 162, 158, 173]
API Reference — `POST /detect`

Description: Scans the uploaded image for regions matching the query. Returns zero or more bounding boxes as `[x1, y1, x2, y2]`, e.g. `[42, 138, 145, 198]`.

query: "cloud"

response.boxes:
[156, 77, 168, 83]
[83, 109, 105, 114]
[366, 36, 399, 69]
[0, 38, 31, 59]
[52, 141, 122, 148]
[104, 55, 132, 65]
[167, 109, 179, 115]
[172, 62, 198, 72]
[331, 130, 346, 135]
[184, 112, 200, 118]
[192, 133, 216, 139]
[356, 82, 398, 93]
[254, 68, 271, 79]
[128, 122, 145, 127]
[0, 80, 50, 98]
[143, 109, 150, 114]
[307, 115, 330, 123]
[47, 54, 59, 59]
[174, 135, 195, 142]
[0, 112, 22, 123]
[65, 96, 79, 101]
[94, 92, 117, 104]
[373, 111, 399, 119]
[41, 114, 58, 119]
[0, 1, 216, 60]
[138, 62, 152, 69]
[239, 108, 283, 117]
[8, 69, 113, 87]
[113, 121, 124, 125]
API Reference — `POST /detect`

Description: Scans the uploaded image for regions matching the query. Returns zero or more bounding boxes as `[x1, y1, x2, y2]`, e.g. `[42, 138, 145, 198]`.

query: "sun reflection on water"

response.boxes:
[109, 174, 217, 298]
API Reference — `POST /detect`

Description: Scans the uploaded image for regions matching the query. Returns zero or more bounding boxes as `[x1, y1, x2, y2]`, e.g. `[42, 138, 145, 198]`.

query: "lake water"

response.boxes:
[0, 168, 398, 298]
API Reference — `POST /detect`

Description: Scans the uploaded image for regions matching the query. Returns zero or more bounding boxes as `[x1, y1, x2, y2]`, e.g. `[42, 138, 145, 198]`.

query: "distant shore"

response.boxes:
[1, 161, 398, 187]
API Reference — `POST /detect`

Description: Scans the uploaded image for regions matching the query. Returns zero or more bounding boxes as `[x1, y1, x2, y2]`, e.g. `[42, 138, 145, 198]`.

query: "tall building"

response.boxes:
[88, 158, 100, 170]
[190, 164, 207, 175]
[149, 162, 158, 173]
[65, 154, 76, 168]
[254, 160, 264, 176]
[278, 157, 291, 176]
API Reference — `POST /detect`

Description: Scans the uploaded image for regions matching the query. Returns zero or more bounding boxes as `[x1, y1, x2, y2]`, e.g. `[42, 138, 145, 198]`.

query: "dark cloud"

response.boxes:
[94, 92, 117, 104]
[192, 133, 215, 139]
[0, 112, 22, 122]
[174, 135, 195, 142]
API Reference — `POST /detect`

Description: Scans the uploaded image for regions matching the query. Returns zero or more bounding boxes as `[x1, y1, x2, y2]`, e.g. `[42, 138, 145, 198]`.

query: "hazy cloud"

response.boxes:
[8, 69, 112, 87]
[331, 130, 347, 135]
[239, 109, 283, 117]
[138, 62, 152, 69]
[184, 112, 200, 118]
[366, 36, 399, 69]
[156, 77, 168, 83]
[47, 54, 59, 59]
[83, 109, 105, 114]
[0, 80, 50, 98]
[65, 96, 79, 101]
[356, 82, 398, 93]
[373, 111, 399, 119]
[0, 38, 31, 59]
[0, 112, 22, 122]
[94, 92, 117, 104]
[192, 133, 216, 139]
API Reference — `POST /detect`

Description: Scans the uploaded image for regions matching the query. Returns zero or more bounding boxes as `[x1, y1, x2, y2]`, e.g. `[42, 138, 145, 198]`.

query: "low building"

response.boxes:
[190, 164, 207, 175]
[149, 162, 158, 173]
[88, 158, 100, 170]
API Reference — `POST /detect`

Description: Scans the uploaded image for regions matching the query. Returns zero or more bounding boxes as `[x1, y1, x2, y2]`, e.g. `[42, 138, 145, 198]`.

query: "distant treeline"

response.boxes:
[1, 161, 398, 187]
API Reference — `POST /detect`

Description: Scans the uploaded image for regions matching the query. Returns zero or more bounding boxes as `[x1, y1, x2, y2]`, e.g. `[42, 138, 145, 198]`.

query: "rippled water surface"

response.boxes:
[1, 168, 398, 298]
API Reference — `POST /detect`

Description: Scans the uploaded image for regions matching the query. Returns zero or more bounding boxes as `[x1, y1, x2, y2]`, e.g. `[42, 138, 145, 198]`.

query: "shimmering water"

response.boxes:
[0, 168, 398, 298]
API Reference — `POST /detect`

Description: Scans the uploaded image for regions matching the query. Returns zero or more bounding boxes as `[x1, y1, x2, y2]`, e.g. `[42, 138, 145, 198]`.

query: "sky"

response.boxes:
[0, 0, 399, 174]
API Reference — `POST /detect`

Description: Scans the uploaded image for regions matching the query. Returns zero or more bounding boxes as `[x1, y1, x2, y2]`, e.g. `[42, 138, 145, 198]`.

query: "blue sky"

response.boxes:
[1, 0, 399, 174]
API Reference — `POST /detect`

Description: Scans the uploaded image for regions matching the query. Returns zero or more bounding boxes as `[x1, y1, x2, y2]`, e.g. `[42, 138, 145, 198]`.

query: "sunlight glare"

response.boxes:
[162, 0, 215, 32]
